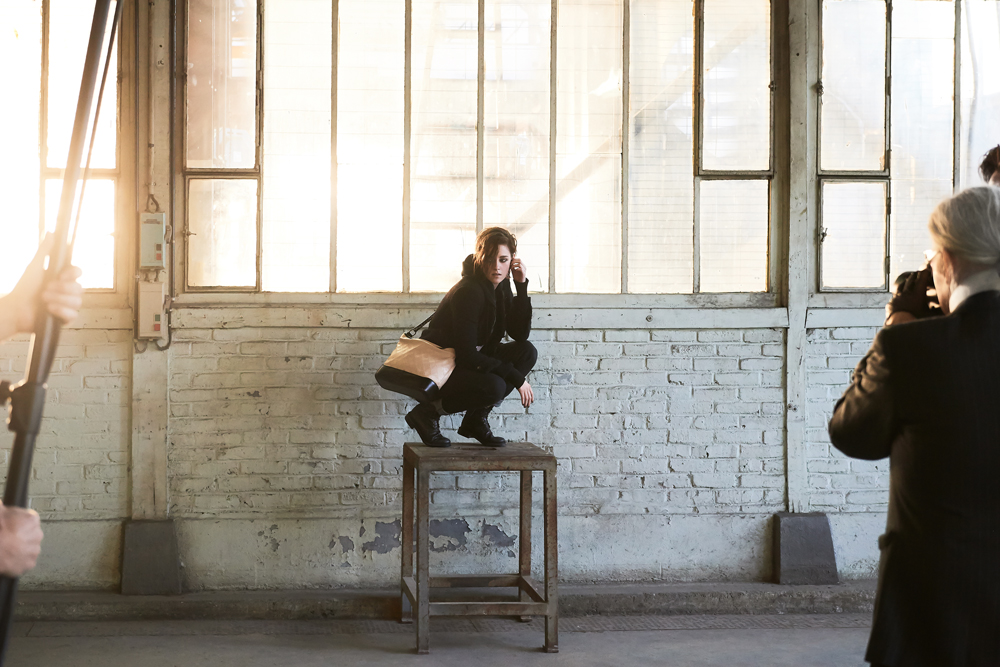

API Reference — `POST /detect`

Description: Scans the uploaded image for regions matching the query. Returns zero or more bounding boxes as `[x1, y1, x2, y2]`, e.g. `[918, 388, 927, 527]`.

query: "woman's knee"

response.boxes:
[485, 375, 507, 403]
[514, 340, 538, 370]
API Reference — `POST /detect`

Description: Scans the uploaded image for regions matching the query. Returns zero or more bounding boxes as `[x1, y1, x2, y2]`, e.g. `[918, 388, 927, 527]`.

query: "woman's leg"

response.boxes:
[492, 340, 538, 395]
[438, 366, 507, 415]
[449, 341, 537, 445]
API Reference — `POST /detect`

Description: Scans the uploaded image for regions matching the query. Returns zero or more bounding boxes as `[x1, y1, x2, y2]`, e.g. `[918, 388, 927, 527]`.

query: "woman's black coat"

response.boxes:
[421, 254, 532, 389]
[829, 291, 1000, 666]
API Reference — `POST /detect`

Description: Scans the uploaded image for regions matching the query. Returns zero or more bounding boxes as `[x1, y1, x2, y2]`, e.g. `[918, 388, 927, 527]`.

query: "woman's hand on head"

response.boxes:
[517, 381, 534, 408]
[511, 257, 527, 284]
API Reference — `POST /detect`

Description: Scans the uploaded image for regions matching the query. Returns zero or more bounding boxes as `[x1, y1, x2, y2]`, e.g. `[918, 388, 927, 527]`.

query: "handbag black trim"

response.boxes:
[374, 312, 454, 403]
[374, 366, 443, 402]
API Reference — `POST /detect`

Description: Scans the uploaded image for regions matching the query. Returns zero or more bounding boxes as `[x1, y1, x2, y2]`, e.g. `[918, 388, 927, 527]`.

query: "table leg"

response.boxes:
[519, 470, 532, 622]
[543, 467, 559, 653]
[401, 458, 414, 624]
[416, 468, 431, 654]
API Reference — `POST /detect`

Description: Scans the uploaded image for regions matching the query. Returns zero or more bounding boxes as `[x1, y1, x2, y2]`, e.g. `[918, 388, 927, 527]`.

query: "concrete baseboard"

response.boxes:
[15, 581, 876, 622]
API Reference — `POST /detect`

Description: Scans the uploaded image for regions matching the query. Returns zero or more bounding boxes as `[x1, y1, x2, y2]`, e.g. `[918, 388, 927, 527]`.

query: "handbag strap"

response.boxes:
[403, 313, 435, 339]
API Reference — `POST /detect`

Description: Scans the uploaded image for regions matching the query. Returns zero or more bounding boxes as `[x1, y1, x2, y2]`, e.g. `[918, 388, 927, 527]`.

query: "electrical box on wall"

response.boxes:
[139, 212, 166, 269]
[137, 281, 166, 339]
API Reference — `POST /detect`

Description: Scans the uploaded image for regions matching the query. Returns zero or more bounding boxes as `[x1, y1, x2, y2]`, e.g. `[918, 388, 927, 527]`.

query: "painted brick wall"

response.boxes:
[166, 326, 787, 519]
[804, 327, 890, 513]
[0, 329, 131, 520]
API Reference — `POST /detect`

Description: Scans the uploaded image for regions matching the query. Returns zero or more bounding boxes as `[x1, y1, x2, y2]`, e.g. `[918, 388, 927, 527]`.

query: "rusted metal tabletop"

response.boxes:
[400, 442, 558, 654]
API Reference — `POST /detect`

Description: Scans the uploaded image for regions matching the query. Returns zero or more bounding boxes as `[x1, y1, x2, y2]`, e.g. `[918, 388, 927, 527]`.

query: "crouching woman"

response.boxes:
[405, 227, 536, 447]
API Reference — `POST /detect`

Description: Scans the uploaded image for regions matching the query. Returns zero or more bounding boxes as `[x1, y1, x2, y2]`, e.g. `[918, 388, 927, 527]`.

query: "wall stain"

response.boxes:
[429, 519, 470, 552]
[246, 390, 261, 398]
[362, 520, 401, 554]
[329, 536, 355, 553]
[481, 522, 516, 549]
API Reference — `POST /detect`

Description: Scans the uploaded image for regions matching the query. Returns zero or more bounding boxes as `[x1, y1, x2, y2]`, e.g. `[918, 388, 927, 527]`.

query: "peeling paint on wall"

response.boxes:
[481, 522, 516, 549]
[361, 520, 400, 554]
[329, 535, 355, 553]
[429, 519, 470, 552]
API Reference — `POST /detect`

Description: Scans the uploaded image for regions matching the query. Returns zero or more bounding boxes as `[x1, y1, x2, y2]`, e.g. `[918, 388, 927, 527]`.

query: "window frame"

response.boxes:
[692, 0, 778, 293]
[813, 0, 966, 302]
[178, 0, 265, 293]
[173, 0, 786, 305]
[35, 0, 134, 308]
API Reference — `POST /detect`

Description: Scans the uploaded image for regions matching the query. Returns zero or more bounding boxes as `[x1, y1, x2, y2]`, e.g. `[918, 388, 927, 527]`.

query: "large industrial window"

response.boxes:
[818, 0, 1000, 291]
[0, 0, 120, 293]
[181, 0, 775, 294]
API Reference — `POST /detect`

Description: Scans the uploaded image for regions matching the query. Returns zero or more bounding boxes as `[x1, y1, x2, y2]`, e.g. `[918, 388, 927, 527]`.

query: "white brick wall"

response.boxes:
[804, 327, 890, 513]
[167, 326, 787, 518]
[0, 314, 892, 587]
[0, 329, 131, 520]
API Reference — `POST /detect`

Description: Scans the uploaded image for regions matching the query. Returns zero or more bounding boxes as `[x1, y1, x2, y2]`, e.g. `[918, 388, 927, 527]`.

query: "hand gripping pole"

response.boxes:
[0, 1, 118, 662]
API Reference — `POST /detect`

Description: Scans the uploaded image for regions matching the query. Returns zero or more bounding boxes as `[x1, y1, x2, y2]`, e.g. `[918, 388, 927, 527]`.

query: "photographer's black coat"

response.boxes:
[830, 290, 1000, 667]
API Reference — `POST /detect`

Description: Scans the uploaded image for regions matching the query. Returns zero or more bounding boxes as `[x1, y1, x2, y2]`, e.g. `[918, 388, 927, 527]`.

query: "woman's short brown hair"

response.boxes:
[980, 145, 1000, 184]
[474, 227, 517, 278]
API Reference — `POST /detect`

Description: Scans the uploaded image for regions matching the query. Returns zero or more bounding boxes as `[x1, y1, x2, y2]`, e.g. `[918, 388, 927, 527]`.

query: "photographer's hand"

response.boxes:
[0, 235, 84, 342]
[886, 267, 935, 326]
[0, 502, 43, 577]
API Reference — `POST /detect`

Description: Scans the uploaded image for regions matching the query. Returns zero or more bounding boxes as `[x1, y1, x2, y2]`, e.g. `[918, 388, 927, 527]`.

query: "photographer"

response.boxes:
[982, 145, 1000, 186]
[0, 236, 82, 577]
[829, 186, 1000, 666]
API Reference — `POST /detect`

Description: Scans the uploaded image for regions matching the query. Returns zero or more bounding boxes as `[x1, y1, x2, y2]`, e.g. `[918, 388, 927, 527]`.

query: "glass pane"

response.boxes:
[889, 0, 954, 282]
[261, 0, 331, 292]
[484, 0, 551, 291]
[628, 0, 694, 294]
[820, 0, 887, 171]
[45, 180, 115, 289]
[702, 0, 771, 171]
[187, 179, 257, 287]
[187, 0, 257, 169]
[0, 0, 42, 293]
[555, 0, 623, 293]
[337, 0, 405, 292]
[959, 0, 1000, 187]
[821, 181, 886, 289]
[410, 0, 479, 292]
[699, 180, 768, 292]
[48, 0, 118, 169]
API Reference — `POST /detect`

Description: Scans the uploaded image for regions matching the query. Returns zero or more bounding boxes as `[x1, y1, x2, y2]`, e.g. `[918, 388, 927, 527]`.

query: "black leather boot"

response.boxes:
[457, 407, 506, 446]
[405, 403, 450, 447]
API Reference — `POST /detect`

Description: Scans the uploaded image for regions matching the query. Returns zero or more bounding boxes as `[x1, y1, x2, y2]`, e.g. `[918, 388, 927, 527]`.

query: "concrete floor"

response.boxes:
[6, 615, 872, 666]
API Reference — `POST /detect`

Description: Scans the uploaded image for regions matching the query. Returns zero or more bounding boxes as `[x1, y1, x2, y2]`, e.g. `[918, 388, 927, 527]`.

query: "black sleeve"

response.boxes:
[828, 330, 896, 461]
[505, 278, 532, 342]
[449, 287, 506, 377]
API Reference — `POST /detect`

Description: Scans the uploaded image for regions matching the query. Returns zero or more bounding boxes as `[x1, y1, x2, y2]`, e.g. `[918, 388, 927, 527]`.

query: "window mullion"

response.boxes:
[693, 0, 705, 294]
[403, 0, 413, 293]
[882, 0, 892, 290]
[39, 0, 51, 242]
[256, 0, 265, 292]
[620, 0, 630, 295]
[952, 0, 962, 190]
[330, 0, 339, 294]
[548, 0, 557, 294]
[477, 0, 485, 236]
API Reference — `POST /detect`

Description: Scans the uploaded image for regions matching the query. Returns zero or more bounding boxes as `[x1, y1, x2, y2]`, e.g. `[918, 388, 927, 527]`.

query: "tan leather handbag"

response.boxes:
[374, 315, 456, 402]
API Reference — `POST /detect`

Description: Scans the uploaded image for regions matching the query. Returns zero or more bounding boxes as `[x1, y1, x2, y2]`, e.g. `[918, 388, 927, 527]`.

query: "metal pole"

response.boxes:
[0, 1, 116, 662]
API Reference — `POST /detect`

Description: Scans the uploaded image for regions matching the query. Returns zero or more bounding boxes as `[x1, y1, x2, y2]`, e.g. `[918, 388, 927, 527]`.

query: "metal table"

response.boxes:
[400, 442, 558, 654]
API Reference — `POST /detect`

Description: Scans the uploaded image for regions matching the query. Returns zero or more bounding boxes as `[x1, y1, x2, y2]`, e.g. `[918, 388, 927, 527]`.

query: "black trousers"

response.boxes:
[439, 340, 537, 415]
